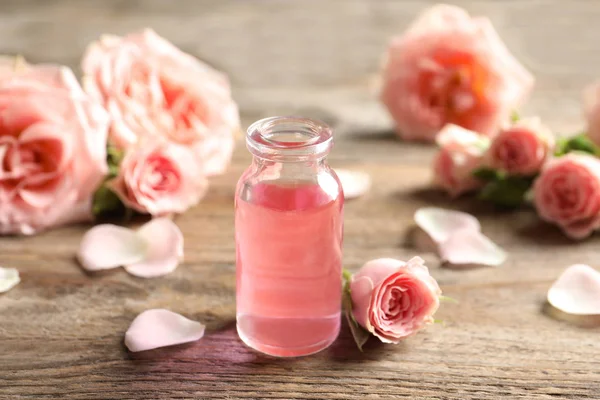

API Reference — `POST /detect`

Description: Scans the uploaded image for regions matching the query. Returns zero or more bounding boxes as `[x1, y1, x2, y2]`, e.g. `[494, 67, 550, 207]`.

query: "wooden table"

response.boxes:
[1, 1, 599, 399]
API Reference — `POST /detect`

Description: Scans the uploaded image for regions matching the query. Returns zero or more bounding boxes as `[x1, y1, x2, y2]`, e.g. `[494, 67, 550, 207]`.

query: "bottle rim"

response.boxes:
[246, 116, 333, 161]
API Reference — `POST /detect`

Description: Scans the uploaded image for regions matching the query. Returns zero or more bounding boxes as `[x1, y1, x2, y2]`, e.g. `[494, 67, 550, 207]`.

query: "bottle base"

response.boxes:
[237, 323, 337, 357]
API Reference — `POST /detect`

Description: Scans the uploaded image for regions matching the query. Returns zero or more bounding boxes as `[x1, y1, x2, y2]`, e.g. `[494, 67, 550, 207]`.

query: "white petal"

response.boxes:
[78, 225, 147, 271]
[414, 207, 481, 244]
[548, 264, 600, 315]
[124, 218, 184, 278]
[0, 267, 20, 293]
[439, 228, 507, 267]
[335, 169, 371, 199]
[124, 309, 205, 352]
[436, 124, 490, 149]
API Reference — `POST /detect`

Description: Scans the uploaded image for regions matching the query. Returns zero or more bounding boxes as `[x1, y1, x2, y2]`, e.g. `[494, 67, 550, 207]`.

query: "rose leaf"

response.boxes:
[342, 271, 370, 351]
[92, 185, 126, 218]
[472, 167, 502, 182]
[478, 177, 533, 208]
[555, 133, 599, 157]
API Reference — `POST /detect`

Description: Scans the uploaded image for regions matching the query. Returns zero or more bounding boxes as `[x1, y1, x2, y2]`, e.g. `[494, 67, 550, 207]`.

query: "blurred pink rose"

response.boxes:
[350, 257, 441, 343]
[109, 142, 207, 216]
[0, 57, 108, 235]
[433, 124, 489, 197]
[380, 4, 534, 142]
[486, 117, 554, 176]
[583, 82, 600, 146]
[533, 154, 600, 239]
[82, 29, 240, 176]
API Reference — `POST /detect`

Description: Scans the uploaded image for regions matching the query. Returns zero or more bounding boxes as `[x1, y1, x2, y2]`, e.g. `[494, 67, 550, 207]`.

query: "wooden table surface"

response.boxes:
[1, 1, 600, 399]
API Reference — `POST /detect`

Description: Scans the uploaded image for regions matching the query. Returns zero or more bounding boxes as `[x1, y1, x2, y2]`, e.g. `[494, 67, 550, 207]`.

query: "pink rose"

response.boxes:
[109, 142, 207, 216]
[486, 117, 554, 176]
[583, 82, 600, 146]
[82, 29, 240, 176]
[433, 124, 489, 197]
[533, 154, 600, 239]
[0, 57, 108, 235]
[380, 5, 534, 142]
[350, 257, 441, 343]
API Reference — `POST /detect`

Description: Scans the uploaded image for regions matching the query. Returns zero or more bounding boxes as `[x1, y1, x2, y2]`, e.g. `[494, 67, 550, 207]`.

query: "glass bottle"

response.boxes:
[235, 116, 344, 357]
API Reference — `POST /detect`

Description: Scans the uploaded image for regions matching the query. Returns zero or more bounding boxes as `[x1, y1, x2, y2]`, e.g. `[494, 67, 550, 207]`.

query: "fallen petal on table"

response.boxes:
[548, 264, 600, 315]
[0, 267, 20, 293]
[125, 309, 206, 352]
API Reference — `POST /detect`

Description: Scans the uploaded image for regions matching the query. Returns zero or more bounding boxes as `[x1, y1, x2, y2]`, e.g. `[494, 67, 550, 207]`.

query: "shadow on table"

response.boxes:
[345, 128, 401, 143]
[126, 318, 391, 375]
[515, 220, 579, 246]
[324, 319, 390, 362]
[404, 187, 508, 217]
[405, 187, 578, 247]
[541, 302, 600, 328]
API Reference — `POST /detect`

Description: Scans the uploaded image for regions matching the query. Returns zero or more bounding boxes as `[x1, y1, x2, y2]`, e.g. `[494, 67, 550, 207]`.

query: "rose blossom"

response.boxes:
[583, 81, 600, 146]
[82, 29, 240, 176]
[0, 56, 108, 235]
[380, 4, 534, 142]
[109, 141, 208, 216]
[533, 153, 600, 239]
[485, 117, 554, 176]
[432, 124, 489, 197]
[350, 257, 441, 343]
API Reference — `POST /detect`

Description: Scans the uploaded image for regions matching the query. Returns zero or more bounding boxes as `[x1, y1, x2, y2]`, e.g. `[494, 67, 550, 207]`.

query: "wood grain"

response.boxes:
[1, 0, 600, 399]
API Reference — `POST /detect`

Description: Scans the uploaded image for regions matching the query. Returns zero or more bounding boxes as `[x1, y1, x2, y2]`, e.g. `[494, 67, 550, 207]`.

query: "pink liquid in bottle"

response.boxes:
[236, 181, 343, 357]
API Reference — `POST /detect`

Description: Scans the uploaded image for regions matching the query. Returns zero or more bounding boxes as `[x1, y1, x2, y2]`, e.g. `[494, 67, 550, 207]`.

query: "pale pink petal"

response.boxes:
[349, 275, 375, 332]
[404, 4, 471, 37]
[353, 258, 403, 286]
[124, 309, 205, 352]
[51, 196, 95, 227]
[548, 264, 600, 315]
[0, 267, 20, 293]
[414, 207, 481, 244]
[78, 224, 147, 271]
[436, 124, 490, 148]
[123, 218, 184, 278]
[335, 169, 371, 199]
[439, 228, 507, 267]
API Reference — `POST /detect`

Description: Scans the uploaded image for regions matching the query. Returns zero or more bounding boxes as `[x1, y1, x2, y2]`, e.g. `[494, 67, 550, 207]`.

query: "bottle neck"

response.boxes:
[251, 156, 328, 182]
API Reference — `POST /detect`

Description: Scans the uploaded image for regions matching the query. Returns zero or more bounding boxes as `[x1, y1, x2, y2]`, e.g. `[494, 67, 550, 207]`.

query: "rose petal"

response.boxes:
[335, 169, 371, 199]
[349, 275, 375, 332]
[124, 309, 205, 352]
[123, 218, 184, 278]
[548, 264, 600, 315]
[353, 258, 403, 286]
[436, 124, 490, 148]
[78, 225, 147, 271]
[0, 267, 20, 293]
[439, 228, 507, 267]
[414, 207, 481, 244]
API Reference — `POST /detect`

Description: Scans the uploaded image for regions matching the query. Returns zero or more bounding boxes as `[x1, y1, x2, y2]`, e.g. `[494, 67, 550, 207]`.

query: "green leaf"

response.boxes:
[433, 319, 445, 325]
[342, 270, 370, 351]
[510, 110, 520, 123]
[106, 146, 125, 178]
[554, 133, 599, 157]
[569, 135, 598, 155]
[107, 146, 125, 164]
[345, 308, 370, 351]
[342, 268, 353, 284]
[439, 295, 458, 304]
[472, 168, 501, 182]
[108, 163, 120, 177]
[92, 184, 125, 218]
[478, 176, 533, 208]
[554, 137, 569, 157]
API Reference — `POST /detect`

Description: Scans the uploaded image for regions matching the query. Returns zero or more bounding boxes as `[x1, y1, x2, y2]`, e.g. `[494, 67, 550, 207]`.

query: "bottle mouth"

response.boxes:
[246, 116, 333, 161]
